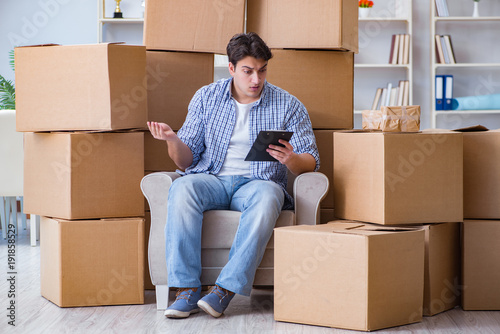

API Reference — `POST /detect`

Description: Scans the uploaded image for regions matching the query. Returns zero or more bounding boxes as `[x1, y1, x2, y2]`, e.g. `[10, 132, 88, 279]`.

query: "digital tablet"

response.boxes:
[244, 130, 293, 162]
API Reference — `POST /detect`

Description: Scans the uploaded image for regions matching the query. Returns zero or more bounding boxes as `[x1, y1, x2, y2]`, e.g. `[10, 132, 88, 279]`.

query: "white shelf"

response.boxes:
[354, 0, 413, 117]
[436, 110, 500, 115]
[434, 16, 500, 21]
[430, 1, 500, 128]
[99, 18, 144, 23]
[355, 64, 411, 69]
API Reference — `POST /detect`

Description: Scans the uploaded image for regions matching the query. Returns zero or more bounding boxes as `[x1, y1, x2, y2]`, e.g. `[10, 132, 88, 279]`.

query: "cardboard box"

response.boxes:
[15, 43, 147, 132]
[144, 0, 244, 54]
[274, 222, 425, 331]
[459, 128, 500, 219]
[247, 0, 358, 52]
[462, 220, 500, 310]
[144, 131, 179, 172]
[314, 130, 335, 209]
[362, 106, 421, 132]
[267, 50, 353, 130]
[333, 131, 463, 225]
[24, 132, 144, 220]
[420, 223, 461, 316]
[146, 51, 214, 130]
[40, 216, 144, 307]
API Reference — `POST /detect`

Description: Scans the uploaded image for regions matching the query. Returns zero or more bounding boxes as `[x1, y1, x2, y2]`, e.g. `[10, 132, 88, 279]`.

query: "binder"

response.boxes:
[444, 75, 453, 110]
[435, 75, 444, 110]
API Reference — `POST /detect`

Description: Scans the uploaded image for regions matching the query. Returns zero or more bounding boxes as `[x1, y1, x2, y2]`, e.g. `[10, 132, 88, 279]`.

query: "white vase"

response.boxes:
[472, 1, 480, 17]
[359, 7, 370, 19]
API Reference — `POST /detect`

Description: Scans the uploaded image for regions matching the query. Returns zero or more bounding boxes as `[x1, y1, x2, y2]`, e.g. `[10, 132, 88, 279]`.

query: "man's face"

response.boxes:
[229, 56, 268, 104]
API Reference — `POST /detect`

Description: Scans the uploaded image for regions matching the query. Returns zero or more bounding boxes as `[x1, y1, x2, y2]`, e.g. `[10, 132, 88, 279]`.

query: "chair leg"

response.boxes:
[0, 197, 6, 239]
[9, 197, 18, 235]
[30, 215, 40, 247]
[155, 285, 170, 310]
[20, 197, 27, 230]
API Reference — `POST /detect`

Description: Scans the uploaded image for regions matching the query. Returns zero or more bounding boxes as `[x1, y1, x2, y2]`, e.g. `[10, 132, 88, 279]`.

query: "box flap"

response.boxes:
[454, 125, 489, 132]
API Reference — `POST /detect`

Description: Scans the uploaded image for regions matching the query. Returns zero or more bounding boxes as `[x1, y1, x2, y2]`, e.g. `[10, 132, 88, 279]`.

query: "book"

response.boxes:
[441, 36, 450, 64]
[403, 34, 410, 65]
[397, 34, 405, 65]
[245, 131, 293, 161]
[380, 88, 388, 109]
[402, 80, 409, 106]
[435, 75, 444, 110]
[371, 88, 383, 110]
[444, 75, 454, 110]
[397, 80, 405, 106]
[435, 35, 445, 64]
[389, 35, 397, 64]
[389, 87, 398, 106]
[442, 0, 450, 16]
[391, 34, 400, 65]
[385, 82, 393, 106]
[443, 35, 456, 64]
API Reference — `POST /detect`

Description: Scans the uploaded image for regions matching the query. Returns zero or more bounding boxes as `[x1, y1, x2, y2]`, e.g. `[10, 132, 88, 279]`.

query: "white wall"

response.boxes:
[0, 0, 499, 129]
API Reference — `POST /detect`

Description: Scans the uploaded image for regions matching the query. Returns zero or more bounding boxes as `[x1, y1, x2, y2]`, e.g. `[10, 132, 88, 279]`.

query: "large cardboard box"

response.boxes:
[334, 131, 463, 225]
[24, 132, 144, 220]
[146, 51, 214, 130]
[15, 43, 147, 132]
[40, 216, 144, 307]
[144, 0, 244, 54]
[460, 128, 500, 219]
[267, 50, 353, 130]
[314, 130, 335, 209]
[420, 223, 461, 316]
[462, 220, 500, 310]
[274, 222, 425, 331]
[247, 0, 358, 52]
[144, 131, 178, 172]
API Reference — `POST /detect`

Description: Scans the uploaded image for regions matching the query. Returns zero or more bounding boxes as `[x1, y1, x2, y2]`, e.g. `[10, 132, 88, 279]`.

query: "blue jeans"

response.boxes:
[165, 173, 285, 296]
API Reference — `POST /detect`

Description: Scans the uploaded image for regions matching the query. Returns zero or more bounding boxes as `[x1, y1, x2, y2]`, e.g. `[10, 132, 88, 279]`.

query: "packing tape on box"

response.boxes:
[381, 105, 421, 132]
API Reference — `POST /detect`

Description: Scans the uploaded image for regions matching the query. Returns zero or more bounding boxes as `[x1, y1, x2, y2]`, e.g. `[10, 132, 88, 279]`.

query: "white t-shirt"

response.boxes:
[218, 99, 252, 177]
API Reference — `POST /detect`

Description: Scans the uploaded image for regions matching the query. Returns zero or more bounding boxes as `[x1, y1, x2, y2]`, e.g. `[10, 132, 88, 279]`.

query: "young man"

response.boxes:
[147, 32, 319, 319]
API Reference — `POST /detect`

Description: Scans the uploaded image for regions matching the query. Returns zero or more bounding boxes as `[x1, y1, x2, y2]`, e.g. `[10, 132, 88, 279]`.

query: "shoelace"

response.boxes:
[175, 287, 197, 301]
[210, 285, 233, 300]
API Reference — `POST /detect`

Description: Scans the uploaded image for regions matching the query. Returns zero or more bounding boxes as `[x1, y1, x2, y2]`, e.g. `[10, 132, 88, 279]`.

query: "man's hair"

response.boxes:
[226, 32, 273, 67]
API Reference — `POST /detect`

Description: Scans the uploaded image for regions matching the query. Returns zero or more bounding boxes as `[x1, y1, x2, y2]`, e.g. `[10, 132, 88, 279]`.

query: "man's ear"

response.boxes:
[228, 62, 236, 76]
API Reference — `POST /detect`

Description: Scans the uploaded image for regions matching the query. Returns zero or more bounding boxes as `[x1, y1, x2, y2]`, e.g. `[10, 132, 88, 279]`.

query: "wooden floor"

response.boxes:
[1, 221, 500, 334]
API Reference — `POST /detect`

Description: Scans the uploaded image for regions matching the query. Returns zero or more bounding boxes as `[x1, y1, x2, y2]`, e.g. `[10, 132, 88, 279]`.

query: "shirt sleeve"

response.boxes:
[285, 97, 321, 172]
[177, 88, 206, 168]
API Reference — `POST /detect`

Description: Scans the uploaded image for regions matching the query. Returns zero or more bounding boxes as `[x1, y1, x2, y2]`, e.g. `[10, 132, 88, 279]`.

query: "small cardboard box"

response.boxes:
[334, 131, 463, 225]
[420, 223, 461, 316]
[462, 219, 500, 310]
[15, 43, 147, 132]
[267, 50, 353, 130]
[362, 106, 421, 132]
[457, 127, 500, 219]
[146, 50, 214, 130]
[274, 222, 425, 331]
[144, 0, 245, 54]
[24, 131, 144, 220]
[247, 0, 358, 52]
[40, 216, 145, 307]
[314, 130, 335, 209]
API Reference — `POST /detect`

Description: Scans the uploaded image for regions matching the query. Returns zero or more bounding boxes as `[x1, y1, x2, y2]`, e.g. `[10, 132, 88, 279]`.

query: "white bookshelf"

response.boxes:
[97, 0, 144, 44]
[354, 0, 413, 123]
[430, 1, 500, 128]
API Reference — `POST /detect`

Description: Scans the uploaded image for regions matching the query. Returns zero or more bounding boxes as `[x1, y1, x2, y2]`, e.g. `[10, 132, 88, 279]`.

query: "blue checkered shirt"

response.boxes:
[177, 78, 320, 209]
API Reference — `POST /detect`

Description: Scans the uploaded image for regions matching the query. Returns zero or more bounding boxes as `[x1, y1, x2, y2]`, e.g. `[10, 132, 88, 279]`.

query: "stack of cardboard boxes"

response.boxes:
[15, 43, 147, 307]
[460, 126, 500, 311]
[247, 0, 358, 222]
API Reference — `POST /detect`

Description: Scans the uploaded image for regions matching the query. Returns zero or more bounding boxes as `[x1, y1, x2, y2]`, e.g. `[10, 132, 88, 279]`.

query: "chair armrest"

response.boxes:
[293, 172, 329, 225]
[140, 172, 181, 286]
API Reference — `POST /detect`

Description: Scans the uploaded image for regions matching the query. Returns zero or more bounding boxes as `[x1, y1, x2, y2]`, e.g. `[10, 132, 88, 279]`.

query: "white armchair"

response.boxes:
[141, 171, 329, 310]
[0, 110, 26, 240]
